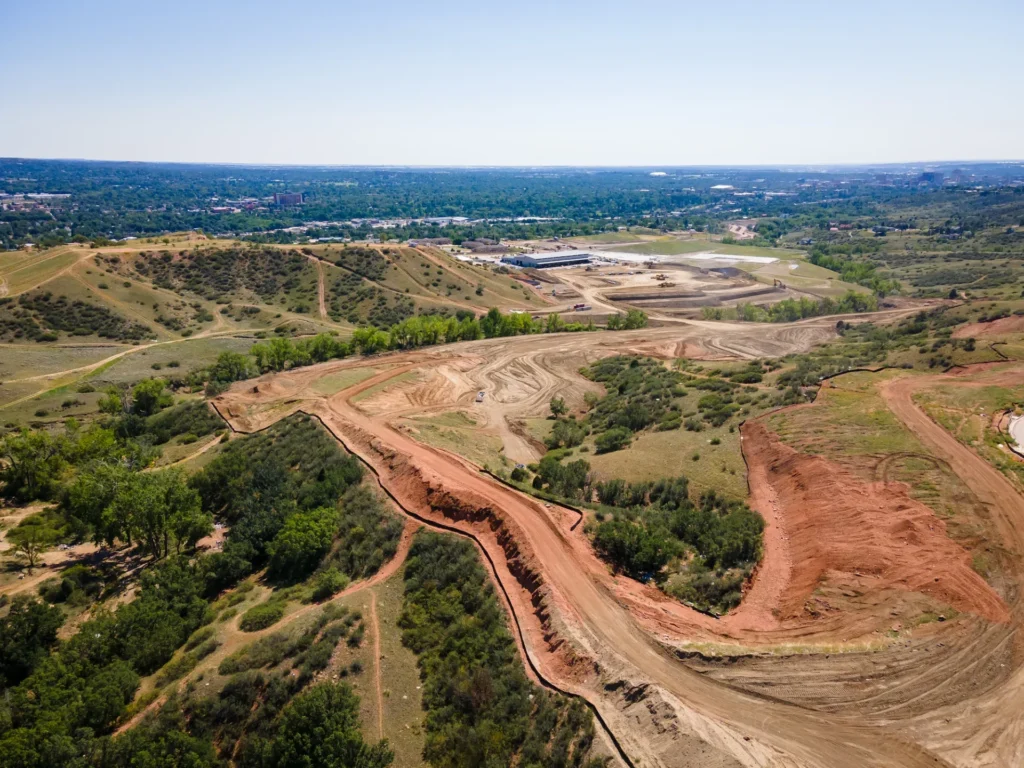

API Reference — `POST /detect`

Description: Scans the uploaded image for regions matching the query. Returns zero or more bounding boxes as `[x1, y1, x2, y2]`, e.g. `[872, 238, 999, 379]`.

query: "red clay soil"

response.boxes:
[740, 422, 1009, 625]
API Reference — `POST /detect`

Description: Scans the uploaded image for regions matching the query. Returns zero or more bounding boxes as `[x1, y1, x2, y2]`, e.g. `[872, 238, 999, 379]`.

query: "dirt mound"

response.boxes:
[742, 421, 1009, 625]
[952, 314, 1024, 338]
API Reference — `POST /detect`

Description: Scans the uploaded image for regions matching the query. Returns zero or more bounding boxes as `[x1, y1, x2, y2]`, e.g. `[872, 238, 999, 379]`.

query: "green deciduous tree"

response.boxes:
[595, 427, 632, 453]
[131, 378, 173, 417]
[267, 682, 393, 768]
[267, 506, 338, 582]
[106, 470, 210, 558]
[209, 350, 253, 383]
[0, 429, 68, 502]
[0, 596, 64, 687]
[6, 519, 59, 571]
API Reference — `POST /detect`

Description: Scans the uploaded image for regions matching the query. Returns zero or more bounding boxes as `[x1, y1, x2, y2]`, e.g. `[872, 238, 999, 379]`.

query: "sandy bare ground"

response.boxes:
[209, 315, 1024, 767]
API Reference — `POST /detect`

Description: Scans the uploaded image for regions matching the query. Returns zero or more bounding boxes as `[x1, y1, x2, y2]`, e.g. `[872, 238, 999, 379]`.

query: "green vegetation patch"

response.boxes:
[591, 479, 762, 614]
[133, 245, 317, 304]
[192, 413, 401, 595]
[144, 399, 224, 445]
[399, 532, 602, 768]
[0, 290, 154, 342]
[239, 600, 287, 632]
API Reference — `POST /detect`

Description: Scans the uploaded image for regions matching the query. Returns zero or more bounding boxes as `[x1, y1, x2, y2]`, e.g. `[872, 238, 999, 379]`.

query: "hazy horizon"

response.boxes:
[5, 157, 1022, 170]
[4, 0, 1022, 166]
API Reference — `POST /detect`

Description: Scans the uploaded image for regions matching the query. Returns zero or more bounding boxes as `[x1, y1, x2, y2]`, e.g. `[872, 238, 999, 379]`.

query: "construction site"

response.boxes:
[206, 312, 1024, 768]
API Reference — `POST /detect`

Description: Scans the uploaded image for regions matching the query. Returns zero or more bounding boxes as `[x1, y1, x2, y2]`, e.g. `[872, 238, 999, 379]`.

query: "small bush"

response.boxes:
[239, 601, 285, 632]
[185, 625, 216, 651]
[347, 622, 365, 648]
[595, 427, 631, 454]
[300, 638, 336, 673]
[310, 567, 349, 602]
[218, 607, 238, 622]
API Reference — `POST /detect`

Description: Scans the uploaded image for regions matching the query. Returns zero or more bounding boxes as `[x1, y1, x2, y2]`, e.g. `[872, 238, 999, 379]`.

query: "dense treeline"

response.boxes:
[733, 290, 878, 323]
[100, 677, 392, 768]
[0, 556, 209, 765]
[192, 414, 400, 592]
[105, 603, 392, 768]
[0, 559, 391, 767]
[248, 307, 610, 373]
[399, 532, 604, 768]
[0, 381, 222, 561]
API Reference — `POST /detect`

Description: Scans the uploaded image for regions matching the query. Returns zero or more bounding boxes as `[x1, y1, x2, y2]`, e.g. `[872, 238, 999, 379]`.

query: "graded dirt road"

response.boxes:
[880, 368, 1024, 768]
[215, 327, 1024, 768]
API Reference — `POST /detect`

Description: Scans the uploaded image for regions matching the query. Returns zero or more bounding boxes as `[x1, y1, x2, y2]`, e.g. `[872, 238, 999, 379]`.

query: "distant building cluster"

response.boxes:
[0, 192, 70, 212]
[273, 192, 304, 206]
[500, 251, 592, 269]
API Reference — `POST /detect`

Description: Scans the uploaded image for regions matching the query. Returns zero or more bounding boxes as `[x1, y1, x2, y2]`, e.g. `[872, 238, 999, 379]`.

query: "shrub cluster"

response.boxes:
[0, 291, 154, 342]
[592, 478, 764, 614]
[400, 532, 603, 768]
[134, 246, 313, 303]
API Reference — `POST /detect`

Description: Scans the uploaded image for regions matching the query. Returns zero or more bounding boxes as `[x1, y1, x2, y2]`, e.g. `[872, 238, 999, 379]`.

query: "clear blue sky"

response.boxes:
[3, 0, 1021, 165]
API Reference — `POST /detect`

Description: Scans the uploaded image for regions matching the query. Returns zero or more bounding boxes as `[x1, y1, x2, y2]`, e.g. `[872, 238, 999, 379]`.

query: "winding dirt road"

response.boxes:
[880, 370, 1024, 767]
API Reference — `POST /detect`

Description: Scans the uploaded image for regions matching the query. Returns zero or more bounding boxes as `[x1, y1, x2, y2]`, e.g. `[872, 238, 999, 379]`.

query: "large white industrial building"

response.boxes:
[500, 251, 592, 268]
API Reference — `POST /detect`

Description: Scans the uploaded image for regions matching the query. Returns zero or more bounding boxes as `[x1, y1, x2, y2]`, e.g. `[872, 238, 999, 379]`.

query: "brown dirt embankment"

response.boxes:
[313, 405, 592, 682]
[741, 421, 1009, 625]
[952, 315, 1024, 339]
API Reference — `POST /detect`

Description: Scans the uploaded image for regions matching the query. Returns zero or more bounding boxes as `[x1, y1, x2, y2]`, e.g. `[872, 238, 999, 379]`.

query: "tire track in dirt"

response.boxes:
[370, 590, 384, 741]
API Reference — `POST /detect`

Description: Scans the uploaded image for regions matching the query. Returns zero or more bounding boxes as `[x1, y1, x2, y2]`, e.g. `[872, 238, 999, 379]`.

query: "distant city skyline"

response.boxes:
[3, 0, 1021, 166]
